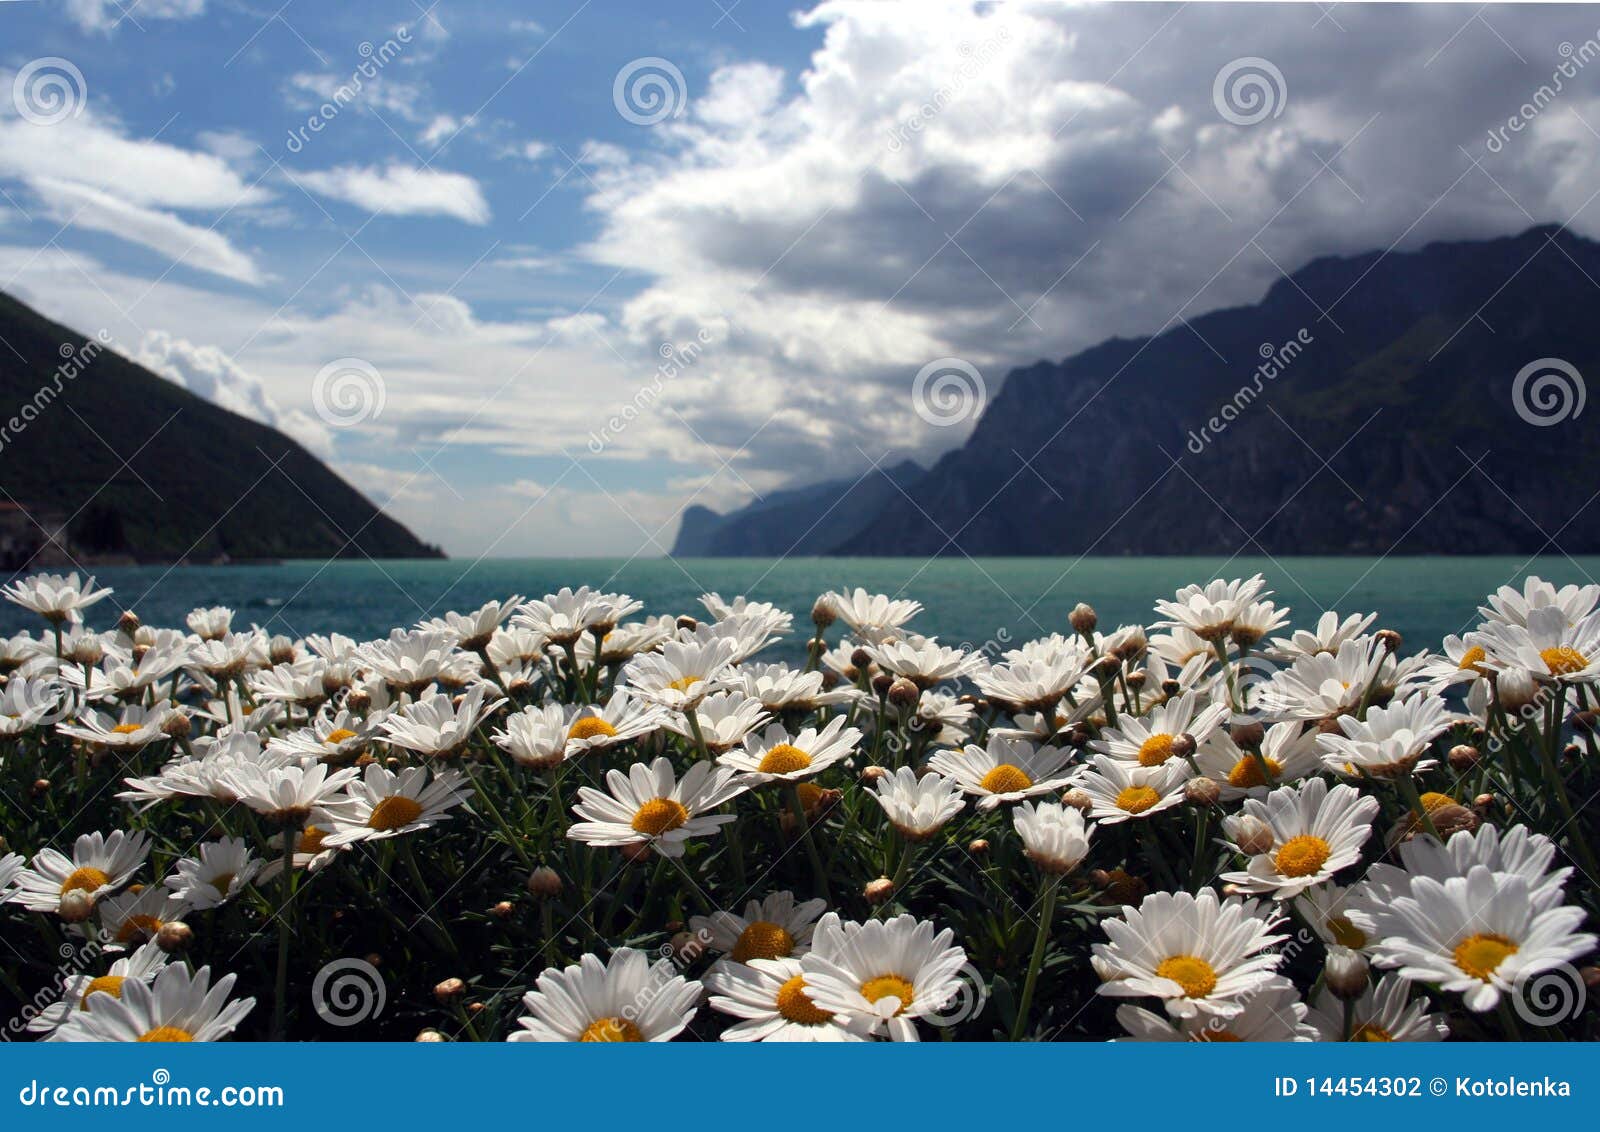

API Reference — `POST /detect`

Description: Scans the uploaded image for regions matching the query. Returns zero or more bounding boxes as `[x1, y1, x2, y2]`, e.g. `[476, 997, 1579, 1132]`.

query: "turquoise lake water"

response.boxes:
[5, 556, 1597, 659]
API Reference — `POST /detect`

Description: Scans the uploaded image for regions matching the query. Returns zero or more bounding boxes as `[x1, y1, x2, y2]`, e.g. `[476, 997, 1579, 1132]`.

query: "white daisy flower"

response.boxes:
[692, 612, 787, 663]
[417, 595, 525, 651]
[247, 660, 328, 707]
[700, 593, 793, 630]
[355, 629, 461, 693]
[51, 963, 254, 1042]
[1358, 823, 1574, 913]
[1366, 866, 1596, 1012]
[2, 571, 113, 624]
[1153, 575, 1269, 642]
[377, 684, 505, 759]
[164, 837, 261, 909]
[1266, 611, 1381, 663]
[1294, 882, 1378, 952]
[265, 709, 376, 763]
[221, 762, 360, 827]
[514, 587, 642, 645]
[573, 616, 675, 666]
[0, 851, 25, 900]
[0, 674, 68, 735]
[867, 636, 982, 688]
[1076, 755, 1189, 824]
[867, 766, 965, 841]
[1316, 695, 1451, 778]
[927, 734, 1077, 810]
[799, 912, 970, 1042]
[10, 830, 150, 913]
[1230, 600, 1292, 648]
[119, 732, 299, 808]
[1011, 799, 1093, 875]
[506, 948, 698, 1041]
[1478, 575, 1600, 629]
[1468, 605, 1600, 685]
[493, 704, 569, 769]
[664, 690, 770, 754]
[1091, 690, 1229, 772]
[737, 663, 855, 713]
[703, 956, 871, 1042]
[974, 653, 1090, 712]
[1306, 972, 1450, 1042]
[568, 756, 747, 858]
[1256, 637, 1387, 722]
[822, 588, 922, 641]
[28, 942, 170, 1038]
[187, 631, 268, 680]
[563, 690, 669, 758]
[93, 885, 190, 949]
[56, 701, 178, 751]
[318, 763, 472, 847]
[1193, 719, 1321, 799]
[719, 716, 862, 786]
[184, 606, 234, 640]
[1115, 977, 1314, 1041]
[621, 634, 739, 711]
[488, 625, 549, 669]
[690, 890, 830, 962]
[1092, 887, 1288, 1020]
[1220, 779, 1380, 898]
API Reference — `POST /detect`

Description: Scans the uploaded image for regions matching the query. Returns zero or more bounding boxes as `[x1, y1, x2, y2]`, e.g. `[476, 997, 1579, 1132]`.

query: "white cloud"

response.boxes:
[133, 329, 333, 456]
[26, 177, 264, 284]
[294, 163, 491, 223]
[63, 0, 205, 35]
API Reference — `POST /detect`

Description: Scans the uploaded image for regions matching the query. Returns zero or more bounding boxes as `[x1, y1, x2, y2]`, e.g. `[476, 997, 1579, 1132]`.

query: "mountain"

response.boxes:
[779, 225, 1599, 557]
[671, 459, 926, 556]
[0, 291, 441, 564]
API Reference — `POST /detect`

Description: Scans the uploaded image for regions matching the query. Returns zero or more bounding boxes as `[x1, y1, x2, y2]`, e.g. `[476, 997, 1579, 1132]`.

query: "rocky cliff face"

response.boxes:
[824, 226, 1599, 556]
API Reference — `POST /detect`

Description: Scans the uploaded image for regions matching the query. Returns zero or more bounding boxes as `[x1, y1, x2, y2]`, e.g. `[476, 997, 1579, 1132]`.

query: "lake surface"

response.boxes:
[6, 556, 1597, 659]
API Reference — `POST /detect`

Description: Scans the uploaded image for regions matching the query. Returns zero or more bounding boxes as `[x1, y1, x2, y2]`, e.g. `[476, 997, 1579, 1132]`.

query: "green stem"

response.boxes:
[1394, 774, 1442, 842]
[1011, 876, 1061, 1041]
[272, 824, 294, 1040]
[789, 783, 831, 902]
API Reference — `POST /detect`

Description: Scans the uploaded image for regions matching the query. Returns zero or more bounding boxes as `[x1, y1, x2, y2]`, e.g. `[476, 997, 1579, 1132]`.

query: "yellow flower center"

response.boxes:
[1541, 646, 1589, 675]
[1327, 915, 1368, 950]
[774, 975, 834, 1025]
[80, 975, 126, 1007]
[979, 763, 1034, 794]
[1225, 755, 1282, 789]
[1156, 955, 1218, 998]
[60, 866, 110, 895]
[859, 974, 915, 1013]
[631, 797, 689, 836]
[111, 722, 144, 735]
[138, 1026, 194, 1042]
[580, 1016, 643, 1042]
[757, 743, 812, 775]
[1457, 645, 1488, 674]
[795, 782, 824, 810]
[116, 914, 163, 944]
[325, 728, 358, 744]
[1115, 785, 1161, 813]
[1418, 792, 1453, 813]
[666, 675, 703, 693]
[209, 872, 236, 897]
[1453, 932, 1519, 981]
[297, 826, 328, 854]
[1137, 733, 1176, 767]
[1351, 1022, 1393, 1041]
[730, 920, 795, 962]
[1274, 835, 1332, 878]
[367, 795, 425, 831]
[567, 717, 619, 742]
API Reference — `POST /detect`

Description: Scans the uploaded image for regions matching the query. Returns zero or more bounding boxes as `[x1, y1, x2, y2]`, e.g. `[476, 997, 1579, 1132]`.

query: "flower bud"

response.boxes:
[68, 637, 104, 665]
[810, 597, 837, 631]
[491, 901, 515, 920]
[1093, 654, 1121, 680]
[1092, 868, 1147, 906]
[346, 689, 373, 713]
[619, 841, 653, 863]
[1184, 776, 1221, 808]
[669, 930, 700, 964]
[860, 765, 889, 785]
[1060, 788, 1092, 813]
[1324, 947, 1370, 1000]
[1375, 629, 1402, 653]
[1496, 668, 1539, 712]
[269, 635, 297, 665]
[1229, 720, 1265, 749]
[116, 610, 142, 636]
[1447, 744, 1479, 772]
[1170, 732, 1196, 760]
[1160, 679, 1181, 697]
[1126, 670, 1147, 690]
[1069, 603, 1098, 635]
[433, 977, 467, 1004]
[886, 677, 920, 709]
[58, 889, 94, 923]
[864, 876, 896, 905]
[161, 712, 192, 740]
[155, 920, 193, 954]
[415, 1029, 447, 1042]
[525, 866, 563, 898]
[31, 778, 50, 797]
[850, 647, 874, 671]
[870, 672, 894, 698]
[1430, 803, 1479, 839]
[675, 615, 698, 632]
[1230, 815, 1275, 856]
[967, 838, 990, 856]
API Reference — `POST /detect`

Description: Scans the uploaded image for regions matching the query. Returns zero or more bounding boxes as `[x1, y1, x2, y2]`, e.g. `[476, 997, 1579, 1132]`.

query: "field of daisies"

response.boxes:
[0, 570, 1595, 1043]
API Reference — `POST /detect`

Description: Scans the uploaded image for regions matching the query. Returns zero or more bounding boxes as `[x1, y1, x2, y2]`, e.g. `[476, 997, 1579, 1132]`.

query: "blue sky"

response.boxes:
[0, 2, 1591, 557]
